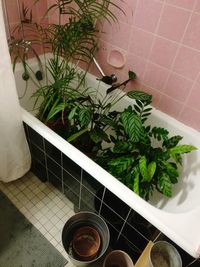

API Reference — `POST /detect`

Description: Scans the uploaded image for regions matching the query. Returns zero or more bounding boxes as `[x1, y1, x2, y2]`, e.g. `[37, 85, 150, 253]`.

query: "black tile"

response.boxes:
[47, 156, 62, 179]
[114, 235, 141, 264]
[28, 126, 44, 148]
[48, 171, 62, 191]
[122, 222, 148, 251]
[31, 158, 47, 182]
[64, 185, 79, 209]
[100, 203, 125, 232]
[80, 186, 101, 213]
[102, 188, 130, 220]
[127, 209, 159, 241]
[190, 259, 200, 267]
[31, 143, 45, 165]
[62, 154, 81, 181]
[82, 170, 103, 196]
[106, 221, 119, 248]
[63, 170, 80, 196]
[45, 139, 61, 165]
[79, 198, 96, 213]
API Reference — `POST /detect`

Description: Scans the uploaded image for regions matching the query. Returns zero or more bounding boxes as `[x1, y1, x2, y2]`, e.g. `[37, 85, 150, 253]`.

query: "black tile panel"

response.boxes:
[127, 210, 159, 241]
[100, 203, 125, 232]
[45, 139, 61, 165]
[81, 186, 100, 213]
[48, 171, 62, 191]
[31, 143, 45, 165]
[64, 185, 79, 209]
[102, 188, 130, 220]
[31, 158, 47, 182]
[82, 170, 103, 196]
[63, 170, 80, 196]
[122, 222, 148, 252]
[28, 126, 44, 148]
[62, 154, 81, 181]
[47, 156, 62, 179]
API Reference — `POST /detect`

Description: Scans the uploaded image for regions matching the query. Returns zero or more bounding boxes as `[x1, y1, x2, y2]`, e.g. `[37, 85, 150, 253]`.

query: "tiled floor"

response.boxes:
[0, 171, 76, 267]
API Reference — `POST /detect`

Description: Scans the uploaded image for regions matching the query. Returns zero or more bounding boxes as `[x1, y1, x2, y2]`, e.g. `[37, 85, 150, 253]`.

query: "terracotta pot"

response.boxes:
[103, 250, 134, 267]
[72, 226, 101, 261]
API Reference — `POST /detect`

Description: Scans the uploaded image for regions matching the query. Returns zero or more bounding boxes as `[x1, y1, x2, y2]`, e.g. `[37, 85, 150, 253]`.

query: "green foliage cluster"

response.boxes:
[96, 93, 197, 200]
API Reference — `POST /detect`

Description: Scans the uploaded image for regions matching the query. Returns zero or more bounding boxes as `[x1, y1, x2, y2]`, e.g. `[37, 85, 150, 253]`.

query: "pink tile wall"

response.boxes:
[93, 0, 200, 132]
[6, 0, 48, 30]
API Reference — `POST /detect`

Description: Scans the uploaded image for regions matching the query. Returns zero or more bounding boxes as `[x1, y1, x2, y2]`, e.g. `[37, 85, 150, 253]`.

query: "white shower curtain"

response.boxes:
[0, 2, 31, 182]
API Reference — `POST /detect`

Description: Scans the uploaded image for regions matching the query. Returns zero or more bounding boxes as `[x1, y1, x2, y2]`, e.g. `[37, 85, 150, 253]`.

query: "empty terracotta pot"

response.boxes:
[103, 250, 134, 267]
[72, 226, 101, 261]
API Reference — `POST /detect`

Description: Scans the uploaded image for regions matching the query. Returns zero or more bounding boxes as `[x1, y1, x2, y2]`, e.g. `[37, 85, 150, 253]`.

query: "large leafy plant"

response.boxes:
[9, 0, 122, 125]
[96, 92, 197, 201]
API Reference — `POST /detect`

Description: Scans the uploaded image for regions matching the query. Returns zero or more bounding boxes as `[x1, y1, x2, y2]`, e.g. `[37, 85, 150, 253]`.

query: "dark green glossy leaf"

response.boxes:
[157, 173, 172, 197]
[121, 112, 143, 142]
[127, 91, 152, 102]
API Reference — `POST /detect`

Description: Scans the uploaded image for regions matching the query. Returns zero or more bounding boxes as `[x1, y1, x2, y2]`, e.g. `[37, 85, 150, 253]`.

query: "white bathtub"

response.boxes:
[15, 57, 200, 258]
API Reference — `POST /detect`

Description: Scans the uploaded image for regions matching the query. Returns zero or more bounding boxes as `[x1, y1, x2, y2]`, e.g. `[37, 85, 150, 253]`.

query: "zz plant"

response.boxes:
[96, 91, 197, 201]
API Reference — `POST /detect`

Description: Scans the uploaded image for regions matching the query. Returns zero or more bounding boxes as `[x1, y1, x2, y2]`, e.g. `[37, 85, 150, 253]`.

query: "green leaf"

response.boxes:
[128, 71, 136, 80]
[162, 162, 179, 184]
[150, 127, 169, 141]
[170, 145, 197, 156]
[100, 115, 117, 128]
[79, 108, 92, 127]
[157, 173, 172, 197]
[127, 91, 152, 102]
[67, 128, 89, 142]
[46, 100, 65, 122]
[68, 107, 77, 120]
[139, 156, 149, 181]
[113, 141, 135, 154]
[121, 112, 143, 142]
[90, 128, 109, 143]
[108, 156, 134, 174]
[163, 135, 183, 149]
[147, 161, 156, 180]
[133, 167, 140, 195]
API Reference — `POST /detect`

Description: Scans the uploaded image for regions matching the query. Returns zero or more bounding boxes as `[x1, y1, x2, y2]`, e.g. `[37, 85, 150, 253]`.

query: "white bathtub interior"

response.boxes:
[15, 58, 200, 258]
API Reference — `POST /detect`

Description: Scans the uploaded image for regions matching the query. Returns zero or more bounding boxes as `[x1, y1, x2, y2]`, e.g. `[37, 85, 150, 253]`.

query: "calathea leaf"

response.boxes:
[170, 145, 197, 156]
[79, 108, 92, 126]
[157, 173, 172, 197]
[100, 115, 118, 128]
[132, 167, 140, 196]
[163, 135, 183, 149]
[127, 91, 152, 102]
[147, 161, 156, 180]
[162, 161, 179, 184]
[139, 156, 149, 181]
[90, 128, 109, 143]
[113, 141, 135, 154]
[108, 156, 134, 174]
[121, 111, 143, 142]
